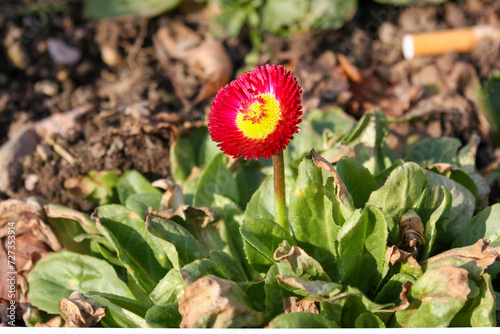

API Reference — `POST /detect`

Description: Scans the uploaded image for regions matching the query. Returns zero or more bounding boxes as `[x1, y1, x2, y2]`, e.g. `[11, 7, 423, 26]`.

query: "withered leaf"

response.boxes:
[178, 275, 266, 328]
[59, 291, 106, 327]
[398, 210, 425, 260]
[378, 281, 412, 313]
[310, 149, 354, 211]
[422, 239, 500, 281]
[273, 240, 329, 280]
[0, 199, 60, 251]
[276, 275, 342, 298]
[283, 296, 319, 314]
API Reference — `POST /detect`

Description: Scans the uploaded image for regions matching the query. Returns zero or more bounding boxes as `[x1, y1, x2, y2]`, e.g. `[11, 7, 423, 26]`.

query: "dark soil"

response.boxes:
[1, 0, 500, 212]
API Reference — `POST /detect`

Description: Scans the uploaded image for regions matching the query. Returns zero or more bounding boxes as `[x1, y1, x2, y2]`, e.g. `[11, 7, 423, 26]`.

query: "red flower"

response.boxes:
[208, 64, 302, 160]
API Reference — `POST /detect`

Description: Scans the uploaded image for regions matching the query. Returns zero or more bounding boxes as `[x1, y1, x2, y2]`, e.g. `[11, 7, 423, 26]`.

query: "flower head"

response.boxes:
[208, 64, 302, 160]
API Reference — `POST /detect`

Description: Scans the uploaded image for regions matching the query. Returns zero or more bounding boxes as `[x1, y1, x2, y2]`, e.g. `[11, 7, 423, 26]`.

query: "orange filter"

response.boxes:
[402, 25, 500, 60]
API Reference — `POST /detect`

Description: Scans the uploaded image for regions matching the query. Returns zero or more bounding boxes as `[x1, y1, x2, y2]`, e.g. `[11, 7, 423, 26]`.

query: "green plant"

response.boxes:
[26, 106, 499, 327]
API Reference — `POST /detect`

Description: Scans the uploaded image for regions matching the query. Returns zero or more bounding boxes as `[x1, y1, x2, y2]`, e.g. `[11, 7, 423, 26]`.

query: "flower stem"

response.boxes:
[273, 150, 288, 230]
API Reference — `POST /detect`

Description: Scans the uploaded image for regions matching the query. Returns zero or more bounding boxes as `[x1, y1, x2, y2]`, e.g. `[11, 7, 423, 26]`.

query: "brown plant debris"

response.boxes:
[398, 210, 425, 260]
[178, 275, 266, 328]
[422, 239, 500, 281]
[59, 291, 106, 327]
[283, 296, 319, 314]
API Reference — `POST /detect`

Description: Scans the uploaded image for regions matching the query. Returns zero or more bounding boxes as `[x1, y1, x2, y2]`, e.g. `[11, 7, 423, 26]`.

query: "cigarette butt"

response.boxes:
[402, 25, 500, 60]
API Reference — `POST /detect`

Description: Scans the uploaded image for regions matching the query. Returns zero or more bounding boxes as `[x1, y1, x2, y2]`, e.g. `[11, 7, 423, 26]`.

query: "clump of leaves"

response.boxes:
[27, 108, 500, 328]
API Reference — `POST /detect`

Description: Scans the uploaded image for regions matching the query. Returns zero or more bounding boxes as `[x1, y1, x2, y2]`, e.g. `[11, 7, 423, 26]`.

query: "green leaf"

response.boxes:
[209, 250, 247, 282]
[240, 218, 296, 273]
[355, 313, 386, 328]
[145, 303, 181, 328]
[307, 107, 356, 137]
[234, 161, 265, 209]
[406, 137, 461, 167]
[449, 274, 496, 327]
[149, 269, 184, 306]
[336, 157, 378, 208]
[145, 214, 209, 270]
[179, 259, 224, 286]
[125, 193, 162, 220]
[424, 170, 475, 245]
[289, 156, 340, 279]
[261, 0, 356, 35]
[244, 175, 295, 222]
[320, 286, 393, 328]
[85, 291, 149, 328]
[84, 0, 182, 19]
[373, 0, 446, 4]
[453, 204, 500, 278]
[27, 251, 134, 314]
[453, 204, 500, 247]
[193, 153, 239, 208]
[366, 162, 427, 243]
[94, 205, 170, 293]
[420, 186, 452, 260]
[78, 170, 120, 205]
[391, 263, 470, 327]
[276, 275, 342, 297]
[170, 126, 220, 183]
[264, 263, 295, 318]
[342, 109, 391, 174]
[117, 170, 161, 205]
[375, 273, 416, 305]
[268, 312, 337, 328]
[337, 206, 388, 294]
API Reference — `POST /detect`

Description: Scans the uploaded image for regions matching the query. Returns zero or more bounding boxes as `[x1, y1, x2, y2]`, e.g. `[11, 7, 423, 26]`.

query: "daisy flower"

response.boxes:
[208, 64, 302, 160]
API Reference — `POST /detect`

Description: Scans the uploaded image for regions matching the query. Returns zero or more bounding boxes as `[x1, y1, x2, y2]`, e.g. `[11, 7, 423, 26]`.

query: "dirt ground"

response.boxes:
[1, 0, 500, 212]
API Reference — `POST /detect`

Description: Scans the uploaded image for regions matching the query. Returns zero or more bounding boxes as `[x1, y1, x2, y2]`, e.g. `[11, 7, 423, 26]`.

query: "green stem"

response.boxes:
[273, 150, 288, 230]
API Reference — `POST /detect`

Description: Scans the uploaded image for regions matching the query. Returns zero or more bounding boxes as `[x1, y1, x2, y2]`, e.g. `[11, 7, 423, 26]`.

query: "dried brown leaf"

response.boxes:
[154, 20, 231, 105]
[398, 210, 425, 260]
[386, 245, 419, 268]
[178, 275, 266, 328]
[283, 296, 319, 314]
[59, 291, 106, 327]
[0, 199, 60, 251]
[378, 281, 413, 313]
[427, 163, 458, 174]
[151, 178, 184, 211]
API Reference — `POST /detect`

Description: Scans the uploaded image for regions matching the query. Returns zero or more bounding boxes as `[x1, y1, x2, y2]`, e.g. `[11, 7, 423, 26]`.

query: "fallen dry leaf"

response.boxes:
[59, 291, 106, 327]
[154, 19, 232, 107]
[0, 199, 60, 251]
[283, 296, 319, 314]
[178, 275, 266, 328]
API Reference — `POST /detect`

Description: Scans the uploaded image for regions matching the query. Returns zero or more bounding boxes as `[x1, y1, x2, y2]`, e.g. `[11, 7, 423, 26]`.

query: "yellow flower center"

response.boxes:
[236, 94, 281, 139]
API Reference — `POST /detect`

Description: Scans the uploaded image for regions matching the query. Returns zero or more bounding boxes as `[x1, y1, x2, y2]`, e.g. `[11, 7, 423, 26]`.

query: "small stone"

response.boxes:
[34, 80, 59, 97]
[24, 174, 39, 191]
[46, 37, 81, 66]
